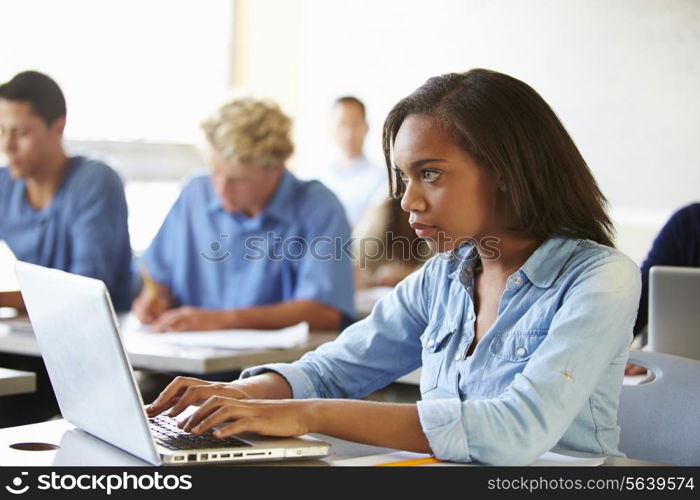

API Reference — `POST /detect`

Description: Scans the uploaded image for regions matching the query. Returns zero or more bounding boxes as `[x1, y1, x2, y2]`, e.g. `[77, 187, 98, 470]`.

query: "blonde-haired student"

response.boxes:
[132, 97, 355, 332]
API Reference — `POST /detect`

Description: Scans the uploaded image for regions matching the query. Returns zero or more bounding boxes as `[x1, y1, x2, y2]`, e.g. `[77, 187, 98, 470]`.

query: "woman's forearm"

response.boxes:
[236, 372, 293, 400]
[305, 399, 432, 453]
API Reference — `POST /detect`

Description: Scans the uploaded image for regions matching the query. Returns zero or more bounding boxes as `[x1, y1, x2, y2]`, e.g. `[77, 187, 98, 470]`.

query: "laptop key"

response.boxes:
[150, 414, 251, 450]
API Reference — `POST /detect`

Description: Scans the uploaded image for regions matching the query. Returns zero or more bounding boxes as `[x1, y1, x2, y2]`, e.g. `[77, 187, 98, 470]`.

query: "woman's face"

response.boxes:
[393, 114, 505, 253]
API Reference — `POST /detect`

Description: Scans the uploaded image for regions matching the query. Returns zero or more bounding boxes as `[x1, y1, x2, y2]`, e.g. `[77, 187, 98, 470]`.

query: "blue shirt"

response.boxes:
[242, 237, 641, 465]
[634, 202, 700, 335]
[0, 156, 132, 310]
[142, 170, 355, 322]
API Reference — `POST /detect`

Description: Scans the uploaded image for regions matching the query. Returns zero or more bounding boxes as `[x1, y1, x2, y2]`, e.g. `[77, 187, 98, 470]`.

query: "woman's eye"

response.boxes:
[423, 170, 441, 182]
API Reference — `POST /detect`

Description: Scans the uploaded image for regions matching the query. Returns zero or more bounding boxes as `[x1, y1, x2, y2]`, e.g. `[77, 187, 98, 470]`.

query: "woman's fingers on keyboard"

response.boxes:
[146, 376, 210, 416]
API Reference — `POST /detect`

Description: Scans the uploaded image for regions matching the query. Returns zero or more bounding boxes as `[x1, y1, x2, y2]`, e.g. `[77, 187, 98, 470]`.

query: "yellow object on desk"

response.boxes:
[141, 263, 158, 301]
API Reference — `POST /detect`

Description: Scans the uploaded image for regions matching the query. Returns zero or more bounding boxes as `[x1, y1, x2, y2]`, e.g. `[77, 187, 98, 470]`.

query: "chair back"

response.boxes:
[619, 350, 700, 465]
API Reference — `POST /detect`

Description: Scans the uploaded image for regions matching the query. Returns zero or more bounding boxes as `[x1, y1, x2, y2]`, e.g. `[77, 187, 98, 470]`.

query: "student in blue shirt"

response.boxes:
[0, 70, 132, 311]
[146, 69, 641, 465]
[0, 70, 131, 427]
[132, 97, 355, 332]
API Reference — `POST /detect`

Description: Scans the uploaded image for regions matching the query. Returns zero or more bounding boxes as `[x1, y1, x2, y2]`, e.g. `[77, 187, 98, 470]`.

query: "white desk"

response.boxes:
[0, 317, 337, 375]
[0, 418, 659, 467]
[0, 367, 35, 396]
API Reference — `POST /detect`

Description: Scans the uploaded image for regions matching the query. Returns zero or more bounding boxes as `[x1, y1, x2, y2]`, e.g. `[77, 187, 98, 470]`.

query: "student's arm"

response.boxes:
[146, 361, 432, 454]
[182, 398, 431, 454]
[149, 299, 342, 332]
[68, 165, 130, 296]
[146, 373, 428, 452]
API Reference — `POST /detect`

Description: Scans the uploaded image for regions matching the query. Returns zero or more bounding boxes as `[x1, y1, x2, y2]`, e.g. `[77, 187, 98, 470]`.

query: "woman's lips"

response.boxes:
[410, 222, 438, 238]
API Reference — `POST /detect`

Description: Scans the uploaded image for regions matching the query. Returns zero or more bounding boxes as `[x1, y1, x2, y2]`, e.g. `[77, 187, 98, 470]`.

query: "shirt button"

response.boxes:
[512, 275, 522, 286]
[427, 339, 435, 347]
[454, 354, 461, 361]
[516, 347, 527, 356]
[467, 312, 475, 321]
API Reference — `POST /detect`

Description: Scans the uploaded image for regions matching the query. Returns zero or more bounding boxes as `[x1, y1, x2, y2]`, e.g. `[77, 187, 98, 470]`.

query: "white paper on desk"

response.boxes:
[120, 314, 309, 350]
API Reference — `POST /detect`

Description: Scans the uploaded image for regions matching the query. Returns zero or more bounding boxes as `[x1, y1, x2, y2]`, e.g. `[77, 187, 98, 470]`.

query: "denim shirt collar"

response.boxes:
[448, 236, 579, 289]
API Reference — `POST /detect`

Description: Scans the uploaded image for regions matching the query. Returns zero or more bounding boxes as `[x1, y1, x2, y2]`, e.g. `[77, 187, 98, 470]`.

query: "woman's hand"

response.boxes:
[180, 397, 315, 439]
[145, 376, 252, 418]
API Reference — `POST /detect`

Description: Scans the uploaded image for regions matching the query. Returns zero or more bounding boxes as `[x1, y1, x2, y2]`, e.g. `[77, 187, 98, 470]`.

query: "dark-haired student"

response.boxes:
[146, 69, 641, 465]
[633, 202, 700, 336]
[0, 71, 132, 310]
[0, 70, 131, 427]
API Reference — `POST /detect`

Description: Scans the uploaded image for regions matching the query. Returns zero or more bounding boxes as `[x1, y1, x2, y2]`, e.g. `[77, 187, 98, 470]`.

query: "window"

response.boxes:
[1, 0, 233, 252]
[1, 0, 232, 142]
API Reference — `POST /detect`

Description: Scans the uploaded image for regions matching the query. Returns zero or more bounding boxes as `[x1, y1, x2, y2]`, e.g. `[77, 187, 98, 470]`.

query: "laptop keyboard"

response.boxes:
[149, 414, 251, 451]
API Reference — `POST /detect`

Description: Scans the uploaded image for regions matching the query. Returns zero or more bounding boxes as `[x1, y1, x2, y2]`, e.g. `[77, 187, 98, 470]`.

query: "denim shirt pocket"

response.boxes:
[419, 325, 455, 394]
[489, 329, 548, 362]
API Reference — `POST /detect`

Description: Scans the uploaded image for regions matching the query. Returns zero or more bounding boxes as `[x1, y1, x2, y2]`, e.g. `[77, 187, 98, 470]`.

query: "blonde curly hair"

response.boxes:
[201, 97, 294, 169]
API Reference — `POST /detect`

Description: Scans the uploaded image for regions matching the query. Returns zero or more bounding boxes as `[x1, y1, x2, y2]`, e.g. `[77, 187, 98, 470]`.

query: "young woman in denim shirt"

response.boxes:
[146, 69, 641, 465]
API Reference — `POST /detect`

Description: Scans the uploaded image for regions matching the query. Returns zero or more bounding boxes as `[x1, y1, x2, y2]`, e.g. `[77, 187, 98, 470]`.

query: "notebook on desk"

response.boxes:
[14, 261, 330, 465]
[649, 265, 700, 361]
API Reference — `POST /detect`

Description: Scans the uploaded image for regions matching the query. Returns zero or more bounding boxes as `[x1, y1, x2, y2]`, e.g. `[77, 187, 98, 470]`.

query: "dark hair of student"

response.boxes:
[0, 70, 67, 126]
[382, 68, 615, 248]
[334, 96, 366, 121]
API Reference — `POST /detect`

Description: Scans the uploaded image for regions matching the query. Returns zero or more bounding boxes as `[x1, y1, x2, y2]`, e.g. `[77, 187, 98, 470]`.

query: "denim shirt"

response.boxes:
[241, 237, 642, 465]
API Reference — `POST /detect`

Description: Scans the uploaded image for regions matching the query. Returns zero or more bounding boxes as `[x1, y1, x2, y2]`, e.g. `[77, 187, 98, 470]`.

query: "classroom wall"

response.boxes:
[233, 0, 700, 263]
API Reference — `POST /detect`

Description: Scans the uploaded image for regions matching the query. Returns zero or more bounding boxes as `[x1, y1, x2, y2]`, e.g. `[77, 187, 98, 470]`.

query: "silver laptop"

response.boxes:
[649, 265, 700, 361]
[15, 261, 330, 465]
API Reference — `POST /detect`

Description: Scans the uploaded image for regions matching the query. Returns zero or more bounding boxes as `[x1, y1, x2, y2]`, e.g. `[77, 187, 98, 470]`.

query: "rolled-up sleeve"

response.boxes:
[241, 362, 318, 399]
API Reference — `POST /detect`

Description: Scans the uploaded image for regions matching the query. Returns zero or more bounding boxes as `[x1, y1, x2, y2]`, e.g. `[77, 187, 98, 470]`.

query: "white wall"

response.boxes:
[283, 0, 700, 263]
